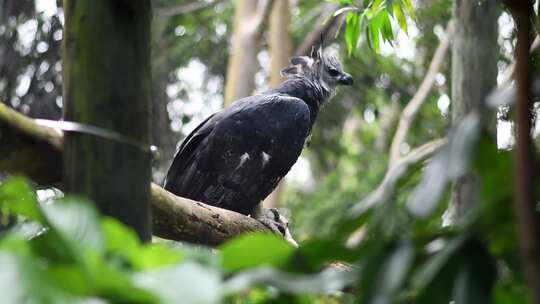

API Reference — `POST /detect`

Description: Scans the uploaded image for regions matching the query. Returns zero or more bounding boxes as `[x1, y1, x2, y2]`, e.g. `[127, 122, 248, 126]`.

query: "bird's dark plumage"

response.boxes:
[164, 47, 352, 215]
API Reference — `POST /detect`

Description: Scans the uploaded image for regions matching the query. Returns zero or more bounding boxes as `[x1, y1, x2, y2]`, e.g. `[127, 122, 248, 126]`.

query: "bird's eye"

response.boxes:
[328, 68, 340, 77]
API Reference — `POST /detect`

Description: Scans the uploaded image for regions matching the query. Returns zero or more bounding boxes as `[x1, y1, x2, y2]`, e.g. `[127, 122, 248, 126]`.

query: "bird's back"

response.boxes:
[164, 91, 312, 215]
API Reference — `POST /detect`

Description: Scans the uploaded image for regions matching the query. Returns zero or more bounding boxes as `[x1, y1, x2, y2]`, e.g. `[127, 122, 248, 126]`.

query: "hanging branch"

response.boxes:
[388, 22, 454, 168]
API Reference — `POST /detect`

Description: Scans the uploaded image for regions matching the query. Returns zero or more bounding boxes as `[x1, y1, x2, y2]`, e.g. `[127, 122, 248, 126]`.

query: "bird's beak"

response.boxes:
[338, 73, 353, 85]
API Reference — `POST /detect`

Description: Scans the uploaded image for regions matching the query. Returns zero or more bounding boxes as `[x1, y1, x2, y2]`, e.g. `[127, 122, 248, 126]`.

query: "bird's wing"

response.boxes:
[164, 94, 312, 215]
[163, 113, 216, 189]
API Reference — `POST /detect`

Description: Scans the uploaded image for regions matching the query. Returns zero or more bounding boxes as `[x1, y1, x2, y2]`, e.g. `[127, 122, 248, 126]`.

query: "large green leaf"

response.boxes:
[42, 197, 104, 253]
[133, 262, 222, 304]
[220, 233, 295, 272]
[0, 252, 84, 303]
[0, 177, 44, 223]
[102, 218, 183, 270]
[392, 2, 408, 32]
[345, 12, 361, 55]
[291, 239, 357, 272]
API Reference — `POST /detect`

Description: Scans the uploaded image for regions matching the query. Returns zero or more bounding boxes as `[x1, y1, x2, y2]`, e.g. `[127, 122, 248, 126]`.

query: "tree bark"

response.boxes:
[507, 2, 540, 303]
[450, 0, 497, 218]
[223, 0, 271, 105]
[262, 0, 292, 209]
[62, 0, 152, 240]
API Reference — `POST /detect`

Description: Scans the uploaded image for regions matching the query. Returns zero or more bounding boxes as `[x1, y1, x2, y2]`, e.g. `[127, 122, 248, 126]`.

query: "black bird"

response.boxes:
[164, 47, 353, 219]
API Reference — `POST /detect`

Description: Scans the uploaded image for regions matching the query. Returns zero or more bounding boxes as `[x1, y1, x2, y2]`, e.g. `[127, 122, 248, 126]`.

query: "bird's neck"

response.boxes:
[270, 78, 332, 123]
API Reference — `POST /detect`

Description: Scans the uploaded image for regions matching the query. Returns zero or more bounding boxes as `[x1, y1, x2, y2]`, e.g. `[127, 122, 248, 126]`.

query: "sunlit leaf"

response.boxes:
[392, 3, 408, 32]
[381, 11, 394, 43]
[0, 177, 44, 223]
[367, 23, 381, 52]
[401, 0, 415, 19]
[345, 12, 360, 55]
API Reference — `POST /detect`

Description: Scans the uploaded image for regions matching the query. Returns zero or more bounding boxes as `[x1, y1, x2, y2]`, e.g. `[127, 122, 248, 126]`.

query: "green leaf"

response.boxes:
[367, 21, 381, 52]
[370, 0, 385, 13]
[392, 2, 408, 32]
[381, 11, 394, 43]
[412, 235, 467, 291]
[103, 218, 183, 270]
[83, 252, 158, 303]
[0, 252, 82, 303]
[43, 197, 104, 253]
[369, 242, 414, 303]
[345, 12, 360, 55]
[292, 240, 357, 272]
[133, 262, 222, 304]
[0, 177, 45, 223]
[451, 240, 497, 304]
[400, 0, 415, 19]
[220, 233, 295, 272]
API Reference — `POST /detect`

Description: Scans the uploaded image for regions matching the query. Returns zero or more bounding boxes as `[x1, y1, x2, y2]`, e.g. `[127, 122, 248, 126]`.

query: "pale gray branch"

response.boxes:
[388, 22, 454, 167]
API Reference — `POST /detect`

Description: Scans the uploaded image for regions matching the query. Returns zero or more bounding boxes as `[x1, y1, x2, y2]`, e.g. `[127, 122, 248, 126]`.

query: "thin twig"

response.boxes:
[154, 1, 221, 17]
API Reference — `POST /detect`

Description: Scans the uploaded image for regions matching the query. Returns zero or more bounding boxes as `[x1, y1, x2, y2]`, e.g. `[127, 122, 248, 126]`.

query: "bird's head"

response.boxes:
[280, 46, 353, 94]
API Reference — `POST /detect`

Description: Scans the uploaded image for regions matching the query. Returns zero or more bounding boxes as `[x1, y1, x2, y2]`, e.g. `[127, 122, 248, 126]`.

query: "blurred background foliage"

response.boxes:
[1, 0, 540, 303]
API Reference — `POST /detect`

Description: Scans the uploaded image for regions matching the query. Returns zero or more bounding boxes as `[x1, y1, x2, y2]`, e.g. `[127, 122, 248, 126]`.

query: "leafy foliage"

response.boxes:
[0, 178, 358, 303]
[332, 0, 415, 54]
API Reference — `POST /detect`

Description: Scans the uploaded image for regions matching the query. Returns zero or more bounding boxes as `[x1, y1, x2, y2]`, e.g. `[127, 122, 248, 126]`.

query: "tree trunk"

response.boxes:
[62, 0, 152, 241]
[508, 2, 540, 303]
[149, 17, 177, 185]
[450, 0, 497, 218]
[223, 0, 270, 105]
[262, 0, 292, 209]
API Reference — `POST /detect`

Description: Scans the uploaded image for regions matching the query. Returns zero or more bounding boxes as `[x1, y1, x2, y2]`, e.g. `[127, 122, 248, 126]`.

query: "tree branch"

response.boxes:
[253, 0, 274, 37]
[507, 2, 540, 303]
[0, 102, 272, 246]
[154, 0, 222, 17]
[388, 22, 454, 168]
[294, 3, 341, 56]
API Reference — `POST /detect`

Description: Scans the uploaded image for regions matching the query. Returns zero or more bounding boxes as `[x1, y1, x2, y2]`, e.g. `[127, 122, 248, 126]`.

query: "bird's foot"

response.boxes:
[256, 208, 298, 247]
